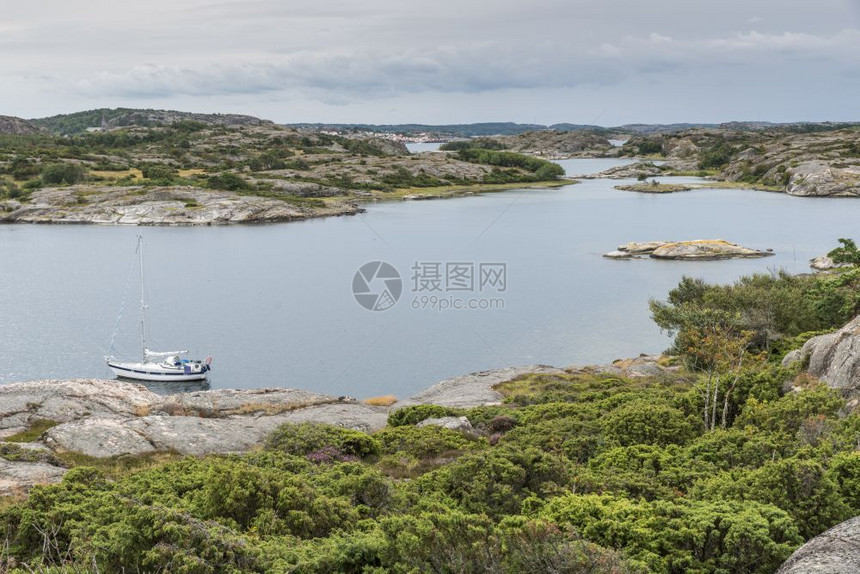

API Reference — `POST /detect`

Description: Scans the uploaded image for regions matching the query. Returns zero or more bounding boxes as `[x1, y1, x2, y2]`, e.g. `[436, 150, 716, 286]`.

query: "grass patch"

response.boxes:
[0, 443, 66, 466]
[89, 168, 143, 180]
[363, 395, 399, 407]
[4, 419, 59, 443]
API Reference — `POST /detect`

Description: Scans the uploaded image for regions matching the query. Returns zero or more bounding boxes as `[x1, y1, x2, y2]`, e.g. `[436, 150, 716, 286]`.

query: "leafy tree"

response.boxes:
[827, 238, 860, 266]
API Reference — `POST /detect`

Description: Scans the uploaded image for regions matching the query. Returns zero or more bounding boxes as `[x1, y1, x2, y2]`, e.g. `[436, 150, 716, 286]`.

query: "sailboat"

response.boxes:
[106, 236, 212, 382]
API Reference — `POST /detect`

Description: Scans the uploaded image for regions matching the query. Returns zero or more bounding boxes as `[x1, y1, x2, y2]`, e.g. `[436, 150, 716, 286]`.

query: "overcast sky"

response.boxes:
[2, 0, 859, 124]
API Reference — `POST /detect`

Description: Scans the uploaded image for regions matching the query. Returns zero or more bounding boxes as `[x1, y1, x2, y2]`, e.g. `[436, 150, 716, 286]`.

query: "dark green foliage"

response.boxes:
[411, 446, 570, 517]
[602, 399, 696, 447]
[342, 138, 387, 156]
[5, 157, 41, 180]
[651, 269, 860, 360]
[266, 422, 380, 459]
[698, 141, 735, 169]
[374, 425, 484, 458]
[636, 140, 663, 155]
[734, 384, 844, 435]
[0, 179, 22, 200]
[378, 166, 446, 187]
[40, 162, 86, 184]
[206, 171, 250, 191]
[539, 494, 801, 573]
[454, 148, 565, 179]
[139, 162, 178, 183]
[439, 137, 508, 151]
[828, 237, 860, 266]
[690, 457, 850, 538]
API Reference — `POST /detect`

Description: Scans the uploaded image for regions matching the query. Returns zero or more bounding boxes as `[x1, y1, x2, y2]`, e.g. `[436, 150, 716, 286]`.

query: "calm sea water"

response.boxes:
[1, 159, 857, 397]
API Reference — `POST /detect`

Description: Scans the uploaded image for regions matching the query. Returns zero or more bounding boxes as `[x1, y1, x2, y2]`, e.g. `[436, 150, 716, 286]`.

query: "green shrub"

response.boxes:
[602, 399, 696, 447]
[139, 162, 178, 182]
[266, 422, 380, 459]
[690, 457, 850, 538]
[412, 446, 569, 517]
[734, 385, 844, 435]
[206, 171, 250, 191]
[439, 138, 508, 151]
[41, 162, 86, 184]
[539, 493, 801, 573]
[375, 425, 484, 458]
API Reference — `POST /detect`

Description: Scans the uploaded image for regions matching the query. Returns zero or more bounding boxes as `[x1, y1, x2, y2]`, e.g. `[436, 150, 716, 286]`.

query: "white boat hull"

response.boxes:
[108, 361, 209, 382]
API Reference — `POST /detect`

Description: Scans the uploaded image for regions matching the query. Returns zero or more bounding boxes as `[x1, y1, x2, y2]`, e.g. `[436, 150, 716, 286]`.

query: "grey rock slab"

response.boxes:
[799, 316, 860, 390]
[777, 515, 860, 574]
[0, 460, 67, 496]
[152, 387, 340, 416]
[650, 240, 773, 260]
[0, 379, 159, 431]
[126, 416, 272, 456]
[399, 365, 566, 409]
[267, 403, 389, 433]
[45, 418, 156, 458]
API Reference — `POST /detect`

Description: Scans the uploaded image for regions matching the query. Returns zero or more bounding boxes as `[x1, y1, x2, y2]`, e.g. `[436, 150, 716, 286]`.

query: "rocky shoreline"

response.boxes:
[0, 358, 673, 495]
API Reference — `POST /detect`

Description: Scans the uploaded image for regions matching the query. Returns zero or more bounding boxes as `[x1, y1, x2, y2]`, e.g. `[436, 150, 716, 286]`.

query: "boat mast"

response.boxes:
[138, 235, 147, 362]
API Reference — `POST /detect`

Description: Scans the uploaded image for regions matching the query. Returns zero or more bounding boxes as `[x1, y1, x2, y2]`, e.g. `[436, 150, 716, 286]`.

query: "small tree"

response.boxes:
[685, 325, 757, 430]
[828, 238, 860, 266]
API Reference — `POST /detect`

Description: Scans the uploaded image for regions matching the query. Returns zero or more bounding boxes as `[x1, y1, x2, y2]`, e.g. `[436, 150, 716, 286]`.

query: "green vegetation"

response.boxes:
[829, 237, 860, 266]
[0, 115, 565, 219]
[439, 138, 508, 151]
[40, 163, 87, 185]
[2, 240, 859, 572]
[697, 141, 736, 169]
[650, 266, 860, 362]
[454, 148, 565, 181]
[4, 419, 60, 443]
[4, 361, 859, 572]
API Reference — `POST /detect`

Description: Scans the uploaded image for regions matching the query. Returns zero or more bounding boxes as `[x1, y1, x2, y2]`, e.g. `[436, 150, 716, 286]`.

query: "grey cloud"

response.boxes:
[3, 0, 860, 122]
[71, 28, 860, 100]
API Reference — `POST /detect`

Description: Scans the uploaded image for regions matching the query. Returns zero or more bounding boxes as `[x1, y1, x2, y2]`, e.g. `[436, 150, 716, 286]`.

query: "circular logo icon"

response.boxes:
[352, 261, 402, 311]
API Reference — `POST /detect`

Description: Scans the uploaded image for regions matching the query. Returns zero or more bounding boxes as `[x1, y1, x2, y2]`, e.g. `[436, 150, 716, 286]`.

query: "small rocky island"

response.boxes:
[604, 239, 775, 260]
[614, 182, 692, 193]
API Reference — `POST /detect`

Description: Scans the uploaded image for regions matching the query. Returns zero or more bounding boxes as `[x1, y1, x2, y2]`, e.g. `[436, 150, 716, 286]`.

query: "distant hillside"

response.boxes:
[33, 108, 272, 135]
[287, 122, 549, 137]
[289, 121, 860, 138]
[0, 116, 45, 135]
